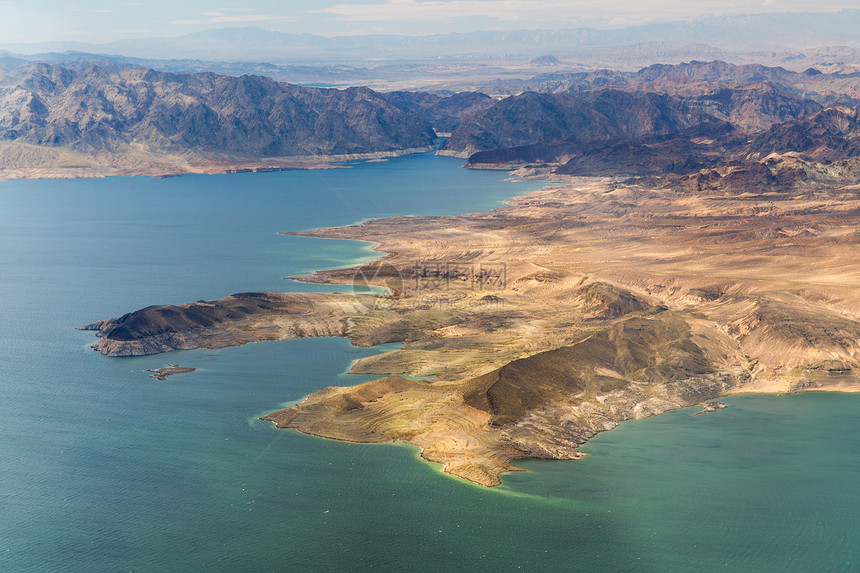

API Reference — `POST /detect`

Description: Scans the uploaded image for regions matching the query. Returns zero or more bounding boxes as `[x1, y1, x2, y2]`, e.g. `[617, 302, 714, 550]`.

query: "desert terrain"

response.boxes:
[84, 169, 860, 485]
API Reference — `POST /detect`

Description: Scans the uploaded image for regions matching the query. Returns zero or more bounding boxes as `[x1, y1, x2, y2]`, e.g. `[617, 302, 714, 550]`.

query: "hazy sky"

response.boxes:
[1, 0, 858, 44]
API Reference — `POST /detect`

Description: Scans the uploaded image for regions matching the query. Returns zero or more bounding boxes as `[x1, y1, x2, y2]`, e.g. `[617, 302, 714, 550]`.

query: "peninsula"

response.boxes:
[82, 164, 860, 486]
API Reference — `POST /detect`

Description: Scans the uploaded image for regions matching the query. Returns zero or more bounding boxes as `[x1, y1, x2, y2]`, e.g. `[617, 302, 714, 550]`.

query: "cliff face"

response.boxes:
[0, 64, 437, 159]
[382, 90, 495, 133]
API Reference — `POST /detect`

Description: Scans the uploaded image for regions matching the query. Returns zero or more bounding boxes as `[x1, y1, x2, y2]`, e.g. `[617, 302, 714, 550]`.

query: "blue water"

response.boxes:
[1, 153, 859, 572]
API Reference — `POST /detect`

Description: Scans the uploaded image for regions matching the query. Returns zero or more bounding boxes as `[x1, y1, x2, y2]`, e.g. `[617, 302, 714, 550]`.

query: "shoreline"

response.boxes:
[85, 171, 860, 487]
[0, 145, 438, 182]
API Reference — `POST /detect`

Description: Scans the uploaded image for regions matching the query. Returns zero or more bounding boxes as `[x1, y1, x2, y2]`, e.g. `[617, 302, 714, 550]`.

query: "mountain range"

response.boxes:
[441, 61, 836, 156]
[5, 59, 860, 185]
[6, 11, 860, 62]
[0, 64, 438, 157]
[435, 60, 860, 187]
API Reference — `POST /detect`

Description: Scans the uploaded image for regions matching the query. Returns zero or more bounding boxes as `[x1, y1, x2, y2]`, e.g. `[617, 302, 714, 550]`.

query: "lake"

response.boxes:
[0, 153, 857, 571]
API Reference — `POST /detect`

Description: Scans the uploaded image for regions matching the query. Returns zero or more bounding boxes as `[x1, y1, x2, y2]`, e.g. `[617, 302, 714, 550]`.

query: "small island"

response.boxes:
[147, 365, 197, 381]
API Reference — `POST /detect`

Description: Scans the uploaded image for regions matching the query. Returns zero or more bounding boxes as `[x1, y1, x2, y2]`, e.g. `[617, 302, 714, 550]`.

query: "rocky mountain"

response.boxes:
[530, 55, 561, 67]
[465, 121, 742, 176]
[439, 91, 612, 156]
[448, 60, 860, 176]
[531, 61, 796, 95]
[0, 64, 436, 161]
[466, 103, 860, 181]
[748, 106, 860, 161]
[674, 154, 860, 194]
[440, 77, 824, 158]
[519, 60, 860, 104]
[439, 90, 719, 157]
[381, 90, 495, 133]
[630, 81, 822, 132]
[0, 56, 29, 71]
[7, 58, 860, 182]
[632, 60, 798, 85]
[554, 125, 741, 177]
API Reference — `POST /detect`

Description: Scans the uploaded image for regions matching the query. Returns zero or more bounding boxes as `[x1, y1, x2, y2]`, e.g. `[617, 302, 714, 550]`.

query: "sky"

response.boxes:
[1, 0, 859, 44]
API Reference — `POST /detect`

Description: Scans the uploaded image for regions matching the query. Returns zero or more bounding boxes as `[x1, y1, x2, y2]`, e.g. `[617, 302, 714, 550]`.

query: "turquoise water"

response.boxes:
[1, 153, 859, 572]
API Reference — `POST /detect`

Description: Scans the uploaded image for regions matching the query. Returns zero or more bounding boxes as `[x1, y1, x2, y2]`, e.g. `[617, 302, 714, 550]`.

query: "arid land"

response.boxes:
[83, 172, 860, 486]
[0, 141, 435, 181]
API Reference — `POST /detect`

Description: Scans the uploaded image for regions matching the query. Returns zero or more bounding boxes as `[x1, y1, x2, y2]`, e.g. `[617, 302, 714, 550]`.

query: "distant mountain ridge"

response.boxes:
[5, 11, 860, 62]
[442, 60, 860, 159]
[5, 58, 860, 184]
[441, 59, 860, 191]
[520, 59, 860, 102]
[0, 64, 436, 159]
[440, 90, 718, 157]
[748, 106, 860, 161]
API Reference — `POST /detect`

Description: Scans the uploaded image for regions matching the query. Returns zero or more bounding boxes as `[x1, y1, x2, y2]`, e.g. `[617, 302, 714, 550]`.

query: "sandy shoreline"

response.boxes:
[0, 144, 437, 182]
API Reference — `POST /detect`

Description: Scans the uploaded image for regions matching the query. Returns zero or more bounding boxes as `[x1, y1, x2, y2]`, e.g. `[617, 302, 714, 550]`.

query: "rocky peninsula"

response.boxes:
[82, 170, 860, 486]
